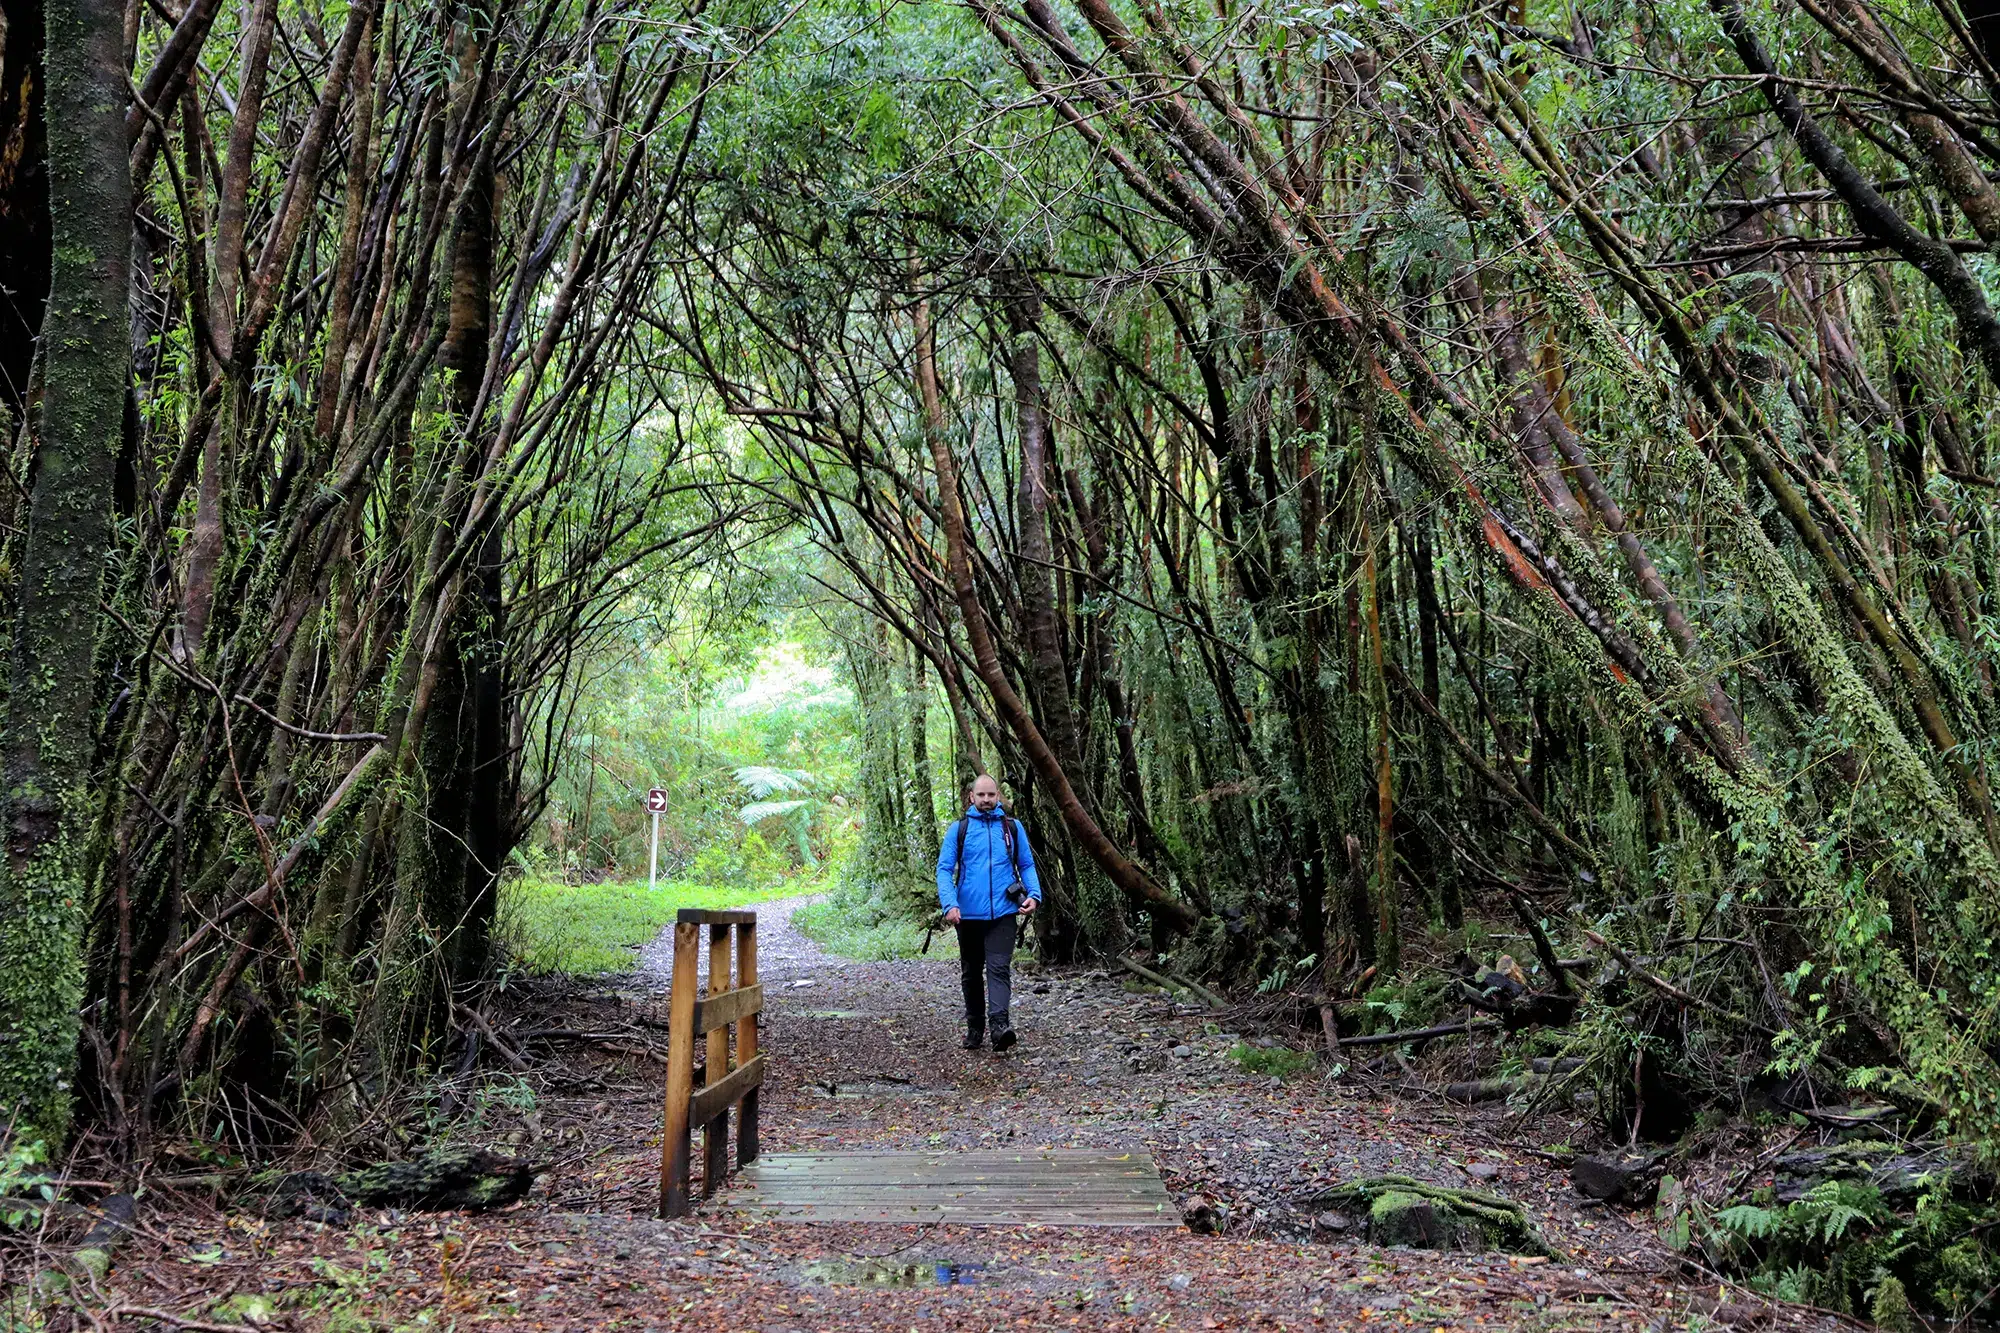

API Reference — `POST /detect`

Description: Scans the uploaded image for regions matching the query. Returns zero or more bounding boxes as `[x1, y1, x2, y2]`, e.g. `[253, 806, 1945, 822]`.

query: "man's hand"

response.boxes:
[1018, 896, 1036, 916]
[944, 907, 961, 925]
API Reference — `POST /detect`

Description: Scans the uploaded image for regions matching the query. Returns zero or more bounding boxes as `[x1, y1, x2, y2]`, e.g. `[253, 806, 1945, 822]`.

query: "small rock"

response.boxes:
[540, 1241, 567, 1258]
[1166, 1273, 1193, 1291]
[1172, 1045, 1193, 1059]
[1267, 1075, 1282, 1089]
[613, 1241, 634, 1260]
[1465, 1162, 1502, 1181]
[1315, 1211, 1351, 1232]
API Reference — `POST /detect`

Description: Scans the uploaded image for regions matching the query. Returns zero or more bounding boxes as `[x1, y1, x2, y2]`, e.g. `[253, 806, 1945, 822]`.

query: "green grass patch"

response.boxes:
[793, 896, 929, 961]
[496, 877, 805, 975]
[1228, 1042, 1316, 1080]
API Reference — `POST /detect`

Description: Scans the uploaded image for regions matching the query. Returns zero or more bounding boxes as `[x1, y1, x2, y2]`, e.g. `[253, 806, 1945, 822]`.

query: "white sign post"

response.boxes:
[646, 787, 669, 891]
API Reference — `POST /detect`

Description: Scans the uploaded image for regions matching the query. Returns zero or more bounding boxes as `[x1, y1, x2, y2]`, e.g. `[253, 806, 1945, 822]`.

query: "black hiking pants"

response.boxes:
[955, 915, 1016, 1030]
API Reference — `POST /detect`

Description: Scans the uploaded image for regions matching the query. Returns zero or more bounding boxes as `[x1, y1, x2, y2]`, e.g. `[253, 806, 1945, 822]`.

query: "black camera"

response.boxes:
[1004, 881, 1027, 906]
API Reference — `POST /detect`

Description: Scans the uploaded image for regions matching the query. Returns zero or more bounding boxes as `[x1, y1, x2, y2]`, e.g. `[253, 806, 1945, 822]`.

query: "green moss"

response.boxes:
[1316, 1174, 1551, 1256]
[1227, 1043, 1314, 1080]
[0, 829, 89, 1142]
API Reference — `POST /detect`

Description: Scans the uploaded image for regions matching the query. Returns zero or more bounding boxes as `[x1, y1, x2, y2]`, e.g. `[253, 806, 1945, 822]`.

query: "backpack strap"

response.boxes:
[952, 817, 969, 886]
[1002, 818, 1022, 877]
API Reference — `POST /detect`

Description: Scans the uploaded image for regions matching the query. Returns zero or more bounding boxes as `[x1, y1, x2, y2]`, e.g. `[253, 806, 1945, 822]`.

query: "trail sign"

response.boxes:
[647, 787, 669, 890]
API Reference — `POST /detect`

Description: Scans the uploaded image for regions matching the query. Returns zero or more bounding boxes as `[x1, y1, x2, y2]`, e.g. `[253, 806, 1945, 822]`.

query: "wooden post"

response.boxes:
[737, 919, 759, 1165]
[658, 921, 699, 1217]
[702, 921, 733, 1195]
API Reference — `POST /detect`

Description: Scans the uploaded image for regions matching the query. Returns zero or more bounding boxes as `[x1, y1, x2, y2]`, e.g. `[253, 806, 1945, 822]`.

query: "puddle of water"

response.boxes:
[802, 1259, 984, 1287]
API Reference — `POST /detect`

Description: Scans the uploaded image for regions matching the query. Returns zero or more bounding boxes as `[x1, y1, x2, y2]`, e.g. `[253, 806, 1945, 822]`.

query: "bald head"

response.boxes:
[968, 774, 1001, 812]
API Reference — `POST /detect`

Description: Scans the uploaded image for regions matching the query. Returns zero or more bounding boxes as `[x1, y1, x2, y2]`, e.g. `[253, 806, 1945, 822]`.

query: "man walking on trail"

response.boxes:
[937, 775, 1041, 1052]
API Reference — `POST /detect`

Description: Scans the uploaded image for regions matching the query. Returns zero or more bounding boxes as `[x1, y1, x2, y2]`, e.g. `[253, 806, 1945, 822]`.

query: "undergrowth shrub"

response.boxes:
[1659, 1171, 2000, 1321]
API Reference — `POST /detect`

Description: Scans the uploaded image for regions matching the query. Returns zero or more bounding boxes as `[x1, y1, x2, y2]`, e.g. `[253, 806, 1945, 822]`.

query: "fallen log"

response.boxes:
[70, 1193, 137, 1281]
[261, 1147, 538, 1223]
[1440, 1059, 1586, 1104]
[1115, 955, 1226, 1009]
[1337, 1019, 1501, 1048]
[1442, 1077, 1524, 1103]
[510, 1027, 670, 1063]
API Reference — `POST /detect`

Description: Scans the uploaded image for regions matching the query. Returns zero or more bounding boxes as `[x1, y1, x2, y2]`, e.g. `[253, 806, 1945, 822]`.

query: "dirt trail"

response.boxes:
[99, 897, 1836, 1331]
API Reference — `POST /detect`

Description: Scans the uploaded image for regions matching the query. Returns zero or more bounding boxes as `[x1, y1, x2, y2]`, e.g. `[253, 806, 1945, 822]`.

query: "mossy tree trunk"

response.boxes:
[0, 0, 129, 1140]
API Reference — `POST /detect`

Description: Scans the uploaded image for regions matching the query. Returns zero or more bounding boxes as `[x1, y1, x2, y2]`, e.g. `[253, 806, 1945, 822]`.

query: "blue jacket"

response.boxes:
[936, 805, 1043, 920]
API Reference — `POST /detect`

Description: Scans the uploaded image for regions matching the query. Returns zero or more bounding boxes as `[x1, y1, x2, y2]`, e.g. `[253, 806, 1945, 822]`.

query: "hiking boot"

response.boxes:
[989, 1014, 1016, 1053]
[961, 1027, 985, 1050]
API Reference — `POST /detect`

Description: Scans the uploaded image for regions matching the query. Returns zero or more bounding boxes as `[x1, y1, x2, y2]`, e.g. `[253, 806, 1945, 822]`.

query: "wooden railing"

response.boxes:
[658, 908, 764, 1217]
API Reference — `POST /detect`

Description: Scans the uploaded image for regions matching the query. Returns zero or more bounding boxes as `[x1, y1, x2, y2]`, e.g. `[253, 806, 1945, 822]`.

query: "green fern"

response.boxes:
[1715, 1204, 1782, 1240]
[1792, 1181, 1882, 1247]
[733, 766, 813, 798]
[733, 768, 821, 864]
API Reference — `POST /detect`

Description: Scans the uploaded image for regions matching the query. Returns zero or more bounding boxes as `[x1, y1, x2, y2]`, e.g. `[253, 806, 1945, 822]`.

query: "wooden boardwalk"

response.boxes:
[723, 1150, 1182, 1227]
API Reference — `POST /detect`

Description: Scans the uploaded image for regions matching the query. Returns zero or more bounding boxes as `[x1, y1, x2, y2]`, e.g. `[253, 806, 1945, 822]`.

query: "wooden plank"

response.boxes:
[733, 1170, 1166, 1185]
[688, 1053, 765, 1127]
[743, 1161, 1156, 1170]
[745, 1155, 1157, 1170]
[702, 923, 732, 1196]
[741, 1150, 1155, 1160]
[722, 1151, 1180, 1228]
[732, 1200, 1168, 1216]
[691, 983, 761, 1034]
[737, 921, 759, 1166]
[678, 908, 758, 925]
[657, 922, 700, 1218]
[743, 1179, 1160, 1192]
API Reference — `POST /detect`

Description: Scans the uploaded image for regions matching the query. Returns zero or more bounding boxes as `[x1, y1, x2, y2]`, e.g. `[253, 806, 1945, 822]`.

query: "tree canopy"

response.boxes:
[4, 0, 2000, 1169]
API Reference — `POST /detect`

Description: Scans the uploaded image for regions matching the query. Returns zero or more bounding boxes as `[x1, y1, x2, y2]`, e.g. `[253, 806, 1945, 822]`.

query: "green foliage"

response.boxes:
[530, 637, 858, 883]
[1227, 1043, 1315, 1080]
[495, 877, 812, 975]
[1256, 953, 1318, 994]
[793, 867, 930, 961]
[0, 1139, 52, 1229]
[1358, 972, 1454, 1035]
[735, 766, 824, 865]
[1670, 1170, 2000, 1320]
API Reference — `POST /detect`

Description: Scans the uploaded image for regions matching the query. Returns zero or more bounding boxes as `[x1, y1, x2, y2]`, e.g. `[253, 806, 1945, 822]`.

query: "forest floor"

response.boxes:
[79, 896, 1851, 1332]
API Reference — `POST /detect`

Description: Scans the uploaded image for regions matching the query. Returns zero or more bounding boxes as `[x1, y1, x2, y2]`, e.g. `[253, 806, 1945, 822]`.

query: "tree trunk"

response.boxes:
[922, 314, 1197, 934]
[0, 0, 130, 1140]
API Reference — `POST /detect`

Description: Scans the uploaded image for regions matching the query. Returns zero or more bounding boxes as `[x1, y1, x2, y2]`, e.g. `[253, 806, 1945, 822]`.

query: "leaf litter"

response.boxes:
[83, 896, 1848, 1331]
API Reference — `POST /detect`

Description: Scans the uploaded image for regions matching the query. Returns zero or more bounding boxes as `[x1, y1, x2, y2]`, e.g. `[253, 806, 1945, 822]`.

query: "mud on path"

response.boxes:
[100, 897, 1841, 1331]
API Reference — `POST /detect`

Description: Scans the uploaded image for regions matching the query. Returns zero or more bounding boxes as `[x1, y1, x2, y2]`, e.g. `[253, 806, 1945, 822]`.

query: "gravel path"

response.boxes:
[634, 892, 833, 986]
